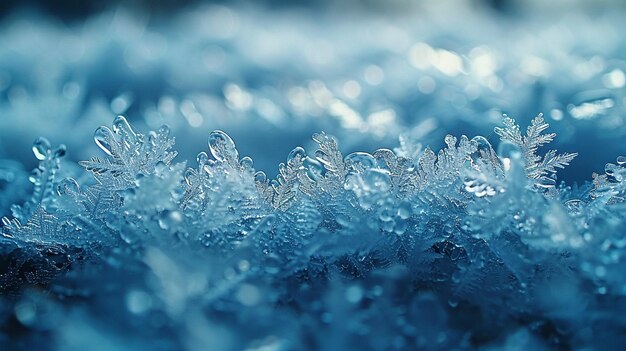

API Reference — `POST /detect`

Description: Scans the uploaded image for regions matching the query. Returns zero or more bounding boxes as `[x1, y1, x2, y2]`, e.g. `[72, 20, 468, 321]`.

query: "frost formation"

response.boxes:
[2, 113, 626, 350]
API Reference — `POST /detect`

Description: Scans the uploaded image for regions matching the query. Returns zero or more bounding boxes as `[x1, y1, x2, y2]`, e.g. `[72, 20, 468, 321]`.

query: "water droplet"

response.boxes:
[94, 126, 116, 156]
[32, 138, 51, 160]
[617, 156, 626, 165]
[208, 130, 238, 163]
[56, 178, 79, 195]
[158, 125, 170, 137]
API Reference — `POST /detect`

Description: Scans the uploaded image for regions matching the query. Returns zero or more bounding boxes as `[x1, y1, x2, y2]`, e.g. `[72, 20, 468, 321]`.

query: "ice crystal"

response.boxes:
[495, 114, 577, 190]
[1, 113, 626, 350]
[591, 156, 626, 204]
[79, 115, 177, 190]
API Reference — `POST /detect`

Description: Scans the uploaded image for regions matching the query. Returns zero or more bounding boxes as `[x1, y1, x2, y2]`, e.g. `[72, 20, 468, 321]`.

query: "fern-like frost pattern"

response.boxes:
[2, 113, 625, 350]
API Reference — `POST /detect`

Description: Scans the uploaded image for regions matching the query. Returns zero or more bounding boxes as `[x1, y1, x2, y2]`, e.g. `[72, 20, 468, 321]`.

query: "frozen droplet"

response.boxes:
[112, 115, 137, 142]
[240, 156, 254, 171]
[617, 156, 626, 165]
[444, 135, 457, 148]
[29, 169, 41, 184]
[32, 137, 51, 160]
[53, 145, 66, 158]
[196, 152, 209, 167]
[158, 125, 170, 137]
[254, 171, 267, 183]
[278, 163, 287, 175]
[208, 130, 238, 163]
[56, 178, 79, 195]
[270, 179, 280, 190]
[287, 147, 306, 166]
[346, 152, 376, 172]
[304, 157, 324, 180]
[470, 136, 499, 163]
[94, 126, 116, 156]
[184, 169, 197, 186]
[605, 163, 622, 182]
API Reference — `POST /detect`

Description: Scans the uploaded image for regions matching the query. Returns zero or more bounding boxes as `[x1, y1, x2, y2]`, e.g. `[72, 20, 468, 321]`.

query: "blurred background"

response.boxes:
[0, 0, 625, 200]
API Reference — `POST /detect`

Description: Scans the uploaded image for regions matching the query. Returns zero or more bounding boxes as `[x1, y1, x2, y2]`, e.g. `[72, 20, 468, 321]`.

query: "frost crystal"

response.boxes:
[0, 114, 624, 350]
[495, 114, 577, 190]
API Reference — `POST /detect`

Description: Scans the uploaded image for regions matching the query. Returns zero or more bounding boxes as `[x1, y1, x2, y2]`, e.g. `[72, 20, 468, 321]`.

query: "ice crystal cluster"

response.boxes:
[2, 110, 626, 350]
[2, 2, 626, 350]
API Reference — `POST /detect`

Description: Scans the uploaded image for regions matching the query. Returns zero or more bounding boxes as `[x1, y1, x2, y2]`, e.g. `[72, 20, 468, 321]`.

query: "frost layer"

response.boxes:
[1, 114, 625, 350]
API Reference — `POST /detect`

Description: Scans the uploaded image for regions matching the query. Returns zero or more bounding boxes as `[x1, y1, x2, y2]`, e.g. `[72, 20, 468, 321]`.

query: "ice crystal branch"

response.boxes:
[79, 115, 177, 190]
[495, 114, 577, 190]
[1, 113, 622, 351]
